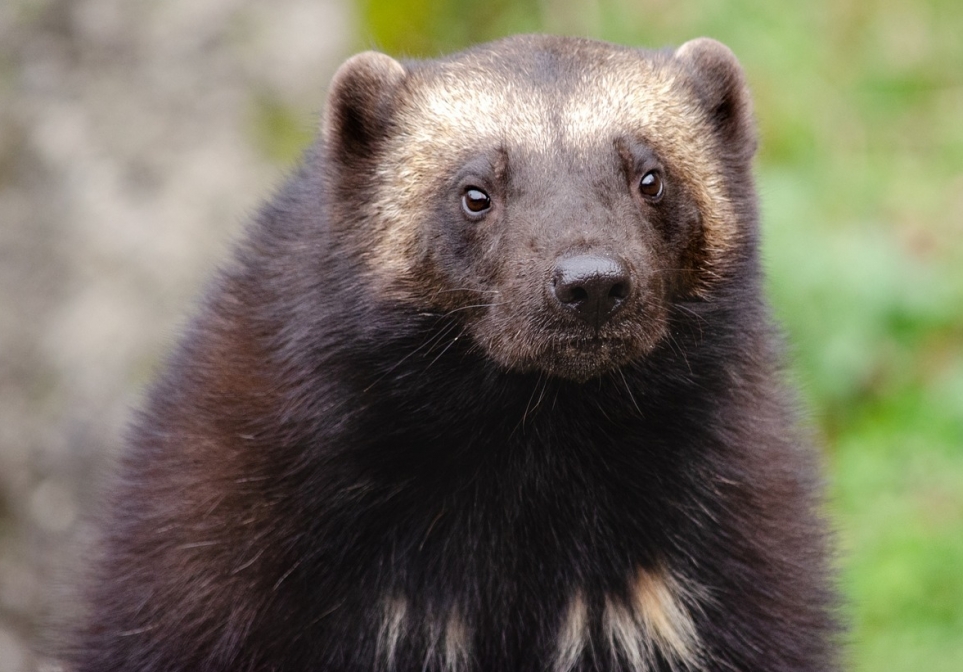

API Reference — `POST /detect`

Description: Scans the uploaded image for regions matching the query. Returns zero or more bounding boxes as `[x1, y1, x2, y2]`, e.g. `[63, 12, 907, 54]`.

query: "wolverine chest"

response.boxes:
[278, 446, 710, 671]
[287, 470, 709, 672]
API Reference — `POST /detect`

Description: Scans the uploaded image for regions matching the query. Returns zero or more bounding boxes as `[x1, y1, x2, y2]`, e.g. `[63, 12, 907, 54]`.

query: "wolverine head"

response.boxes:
[321, 35, 757, 381]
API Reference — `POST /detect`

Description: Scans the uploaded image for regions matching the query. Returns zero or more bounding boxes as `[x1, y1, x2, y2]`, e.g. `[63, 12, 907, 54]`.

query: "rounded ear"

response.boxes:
[674, 38, 756, 159]
[322, 51, 406, 166]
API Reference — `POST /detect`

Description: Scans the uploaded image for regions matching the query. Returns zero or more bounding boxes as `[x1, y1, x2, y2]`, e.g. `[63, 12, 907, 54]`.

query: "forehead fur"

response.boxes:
[365, 35, 740, 292]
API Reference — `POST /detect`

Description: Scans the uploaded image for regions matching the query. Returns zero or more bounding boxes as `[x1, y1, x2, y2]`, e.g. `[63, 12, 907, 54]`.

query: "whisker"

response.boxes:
[534, 375, 549, 415]
[363, 322, 460, 392]
[433, 288, 502, 295]
[441, 302, 504, 317]
[674, 303, 707, 322]
[424, 328, 464, 370]
[668, 332, 693, 377]
[673, 304, 707, 341]
[618, 368, 644, 418]
[521, 372, 545, 427]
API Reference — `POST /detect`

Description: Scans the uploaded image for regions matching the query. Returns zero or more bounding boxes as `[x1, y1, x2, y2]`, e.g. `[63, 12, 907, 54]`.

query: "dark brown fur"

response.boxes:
[72, 35, 837, 671]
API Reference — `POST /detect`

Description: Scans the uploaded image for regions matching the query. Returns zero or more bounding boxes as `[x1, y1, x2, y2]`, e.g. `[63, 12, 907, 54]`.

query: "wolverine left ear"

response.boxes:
[674, 38, 756, 159]
[323, 51, 407, 167]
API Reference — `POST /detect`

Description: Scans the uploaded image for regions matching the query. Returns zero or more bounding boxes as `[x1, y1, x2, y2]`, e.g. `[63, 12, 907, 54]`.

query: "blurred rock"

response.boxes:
[0, 0, 352, 667]
[0, 626, 28, 672]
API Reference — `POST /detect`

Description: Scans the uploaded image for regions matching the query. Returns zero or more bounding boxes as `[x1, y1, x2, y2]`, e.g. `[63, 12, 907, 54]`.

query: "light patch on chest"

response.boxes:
[554, 590, 589, 672]
[438, 607, 470, 671]
[377, 597, 408, 669]
[556, 567, 702, 672]
[628, 566, 700, 666]
[377, 597, 470, 671]
[604, 566, 701, 671]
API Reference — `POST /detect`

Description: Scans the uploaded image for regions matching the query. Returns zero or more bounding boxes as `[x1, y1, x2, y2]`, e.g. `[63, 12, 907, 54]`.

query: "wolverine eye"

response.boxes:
[638, 170, 664, 201]
[462, 187, 492, 216]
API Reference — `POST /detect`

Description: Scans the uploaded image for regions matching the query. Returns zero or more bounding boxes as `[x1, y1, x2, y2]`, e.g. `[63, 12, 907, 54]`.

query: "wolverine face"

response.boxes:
[415, 137, 695, 382]
[323, 36, 757, 381]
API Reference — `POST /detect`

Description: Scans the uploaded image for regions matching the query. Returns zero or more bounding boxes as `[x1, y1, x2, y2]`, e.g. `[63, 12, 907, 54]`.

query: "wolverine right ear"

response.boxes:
[323, 51, 406, 165]
[674, 38, 757, 160]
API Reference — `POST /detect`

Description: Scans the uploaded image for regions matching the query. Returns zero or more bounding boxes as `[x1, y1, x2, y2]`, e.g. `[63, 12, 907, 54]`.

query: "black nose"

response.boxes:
[551, 255, 631, 328]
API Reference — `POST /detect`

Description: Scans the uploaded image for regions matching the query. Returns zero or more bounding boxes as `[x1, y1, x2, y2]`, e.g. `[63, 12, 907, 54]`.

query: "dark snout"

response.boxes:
[550, 254, 631, 329]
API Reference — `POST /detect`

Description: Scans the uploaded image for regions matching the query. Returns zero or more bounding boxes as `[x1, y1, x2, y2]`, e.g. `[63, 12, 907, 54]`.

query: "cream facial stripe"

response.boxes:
[366, 52, 738, 296]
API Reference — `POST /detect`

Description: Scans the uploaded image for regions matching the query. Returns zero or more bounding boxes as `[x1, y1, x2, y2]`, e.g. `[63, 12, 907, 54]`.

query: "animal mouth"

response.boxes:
[556, 335, 631, 356]
[537, 334, 635, 381]
[469, 291, 666, 382]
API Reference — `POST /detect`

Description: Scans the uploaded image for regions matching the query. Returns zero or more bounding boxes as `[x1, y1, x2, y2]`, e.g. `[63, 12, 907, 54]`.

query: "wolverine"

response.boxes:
[72, 35, 837, 671]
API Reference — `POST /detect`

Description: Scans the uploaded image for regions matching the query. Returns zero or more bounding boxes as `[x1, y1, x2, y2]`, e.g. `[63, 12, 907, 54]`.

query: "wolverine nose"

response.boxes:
[551, 255, 631, 328]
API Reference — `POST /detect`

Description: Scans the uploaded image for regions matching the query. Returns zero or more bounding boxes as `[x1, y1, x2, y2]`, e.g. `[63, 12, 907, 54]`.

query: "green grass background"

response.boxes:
[261, 1, 963, 669]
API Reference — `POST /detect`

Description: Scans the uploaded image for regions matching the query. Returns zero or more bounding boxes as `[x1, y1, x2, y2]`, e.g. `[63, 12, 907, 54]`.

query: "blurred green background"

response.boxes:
[344, 1, 961, 670]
